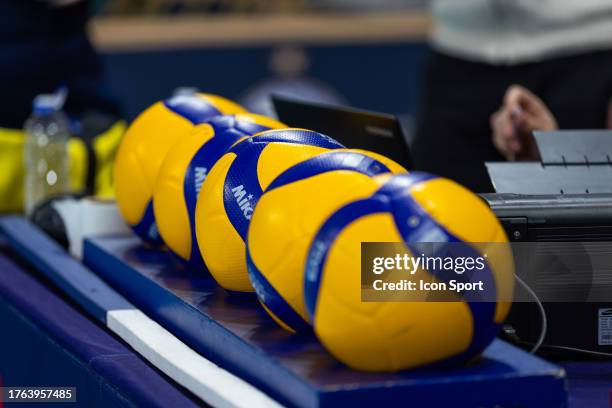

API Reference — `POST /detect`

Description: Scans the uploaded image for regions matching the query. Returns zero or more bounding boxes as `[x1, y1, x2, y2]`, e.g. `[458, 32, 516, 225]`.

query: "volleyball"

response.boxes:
[304, 172, 515, 371]
[114, 93, 245, 243]
[153, 113, 286, 268]
[195, 129, 343, 292]
[247, 149, 406, 332]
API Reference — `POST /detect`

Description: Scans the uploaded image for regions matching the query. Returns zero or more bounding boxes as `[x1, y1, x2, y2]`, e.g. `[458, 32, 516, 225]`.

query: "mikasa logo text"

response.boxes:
[231, 185, 254, 220]
[194, 167, 208, 195]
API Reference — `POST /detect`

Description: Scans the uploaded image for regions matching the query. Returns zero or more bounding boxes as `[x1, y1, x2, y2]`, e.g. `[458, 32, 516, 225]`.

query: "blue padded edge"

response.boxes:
[0, 234, 198, 407]
[83, 237, 318, 408]
[0, 216, 133, 322]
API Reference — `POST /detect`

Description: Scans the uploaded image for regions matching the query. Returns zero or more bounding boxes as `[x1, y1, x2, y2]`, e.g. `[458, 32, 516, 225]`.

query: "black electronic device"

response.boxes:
[481, 192, 612, 355]
[272, 95, 413, 169]
[484, 131, 612, 356]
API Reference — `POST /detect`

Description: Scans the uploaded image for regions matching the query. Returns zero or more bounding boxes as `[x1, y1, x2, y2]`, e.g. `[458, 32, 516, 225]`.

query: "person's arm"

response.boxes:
[490, 85, 558, 161]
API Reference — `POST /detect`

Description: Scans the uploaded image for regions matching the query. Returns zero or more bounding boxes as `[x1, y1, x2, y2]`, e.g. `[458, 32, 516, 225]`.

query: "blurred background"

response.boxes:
[93, 0, 430, 126]
[0, 0, 432, 214]
[8, 0, 610, 208]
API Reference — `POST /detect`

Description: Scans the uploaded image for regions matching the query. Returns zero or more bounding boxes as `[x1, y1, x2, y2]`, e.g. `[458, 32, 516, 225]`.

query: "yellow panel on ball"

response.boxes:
[195, 129, 344, 292]
[114, 93, 245, 243]
[153, 113, 286, 269]
[407, 177, 515, 322]
[303, 172, 515, 372]
[246, 149, 407, 332]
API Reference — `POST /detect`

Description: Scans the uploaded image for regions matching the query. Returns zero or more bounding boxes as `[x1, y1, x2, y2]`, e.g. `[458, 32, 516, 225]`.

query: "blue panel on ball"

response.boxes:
[220, 130, 343, 241]
[222, 144, 265, 241]
[183, 127, 244, 265]
[303, 197, 388, 320]
[130, 201, 163, 245]
[267, 150, 391, 192]
[182, 115, 274, 265]
[163, 95, 221, 124]
[246, 248, 311, 332]
[377, 173, 499, 363]
[252, 129, 344, 149]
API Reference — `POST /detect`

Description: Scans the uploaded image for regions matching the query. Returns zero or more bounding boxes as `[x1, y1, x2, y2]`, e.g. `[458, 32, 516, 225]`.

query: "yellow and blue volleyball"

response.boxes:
[114, 93, 246, 243]
[195, 129, 344, 292]
[153, 113, 286, 269]
[246, 149, 407, 332]
[304, 172, 515, 372]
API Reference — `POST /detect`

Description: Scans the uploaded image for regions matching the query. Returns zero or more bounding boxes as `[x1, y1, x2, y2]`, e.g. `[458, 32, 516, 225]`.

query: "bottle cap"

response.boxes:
[33, 94, 58, 115]
[32, 87, 68, 116]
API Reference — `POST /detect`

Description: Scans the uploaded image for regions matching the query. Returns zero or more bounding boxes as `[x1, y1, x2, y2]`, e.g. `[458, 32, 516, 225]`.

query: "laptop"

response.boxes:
[272, 95, 413, 169]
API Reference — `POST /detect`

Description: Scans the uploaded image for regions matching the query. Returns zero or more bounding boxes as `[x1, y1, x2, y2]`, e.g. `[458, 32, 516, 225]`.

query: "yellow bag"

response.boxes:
[0, 121, 126, 213]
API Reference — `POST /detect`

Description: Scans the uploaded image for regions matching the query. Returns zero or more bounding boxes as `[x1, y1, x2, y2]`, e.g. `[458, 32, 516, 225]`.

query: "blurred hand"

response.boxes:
[490, 85, 558, 161]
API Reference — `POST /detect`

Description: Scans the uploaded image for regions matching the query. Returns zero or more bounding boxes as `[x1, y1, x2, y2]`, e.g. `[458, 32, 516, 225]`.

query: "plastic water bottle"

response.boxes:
[24, 90, 71, 216]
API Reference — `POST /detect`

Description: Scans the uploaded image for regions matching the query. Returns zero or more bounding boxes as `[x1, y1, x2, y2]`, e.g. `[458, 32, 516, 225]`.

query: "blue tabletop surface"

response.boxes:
[84, 234, 568, 408]
[562, 361, 612, 408]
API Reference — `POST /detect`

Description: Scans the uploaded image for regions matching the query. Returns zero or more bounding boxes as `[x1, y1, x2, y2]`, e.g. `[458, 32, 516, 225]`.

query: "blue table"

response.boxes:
[82, 234, 568, 408]
[0, 246, 200, 407]
[2, 216, 611, 407]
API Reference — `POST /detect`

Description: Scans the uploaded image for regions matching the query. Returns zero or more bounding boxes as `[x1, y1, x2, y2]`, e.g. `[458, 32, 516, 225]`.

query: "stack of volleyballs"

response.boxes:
[114, 92, 515, 373]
